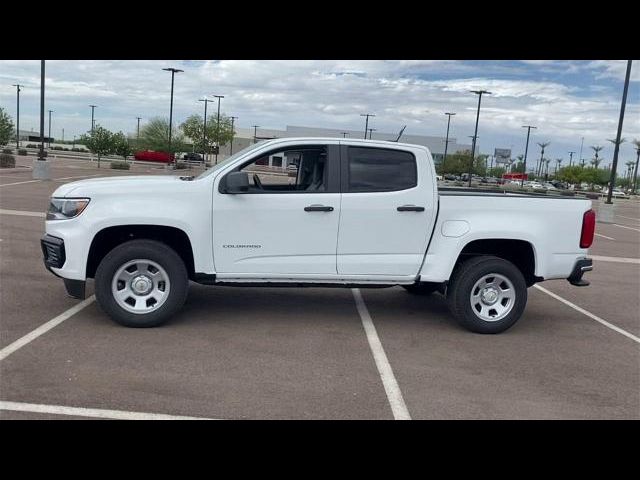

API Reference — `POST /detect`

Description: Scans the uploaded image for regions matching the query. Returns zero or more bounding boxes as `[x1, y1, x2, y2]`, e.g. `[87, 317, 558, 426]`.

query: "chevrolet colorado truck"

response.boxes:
[41, 138, 595, 333]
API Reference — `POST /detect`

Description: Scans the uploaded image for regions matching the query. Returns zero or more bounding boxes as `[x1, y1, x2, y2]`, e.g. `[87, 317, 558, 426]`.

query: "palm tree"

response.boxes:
[555, 158, 562, 176]
[536, 142, 550, 176]
[590, 145, 604, 169]
[632, 139, 640, 194]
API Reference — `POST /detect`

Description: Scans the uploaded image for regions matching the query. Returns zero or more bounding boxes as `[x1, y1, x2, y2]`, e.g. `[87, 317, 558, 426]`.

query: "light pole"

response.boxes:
[442, 112, 456, 174]
[136, 117, 142, 148]
[521, 125, 537, 187]
[89, 105, 97, 133]
[72, 135, 76, 148]
[606, 60, 633, 204]
[468, 90, 491, 187]
[199, 98, 214, 162]
[568, 151, 575, 167]
[212, 95, 224, 164]
[368, 128, 376, 139]
[229, 116, 238, 155]
[39, 60, 45, 161]
[360, 113, 375, 139]
[62, 128, 64, 142]
[342, 132, 349, 138]
[12, 84, 23, 149]
[162, 67, 184, 167]
[252, 125, 260, 144]
[578, 136, 584, 167]
[48, 110, 53, 148]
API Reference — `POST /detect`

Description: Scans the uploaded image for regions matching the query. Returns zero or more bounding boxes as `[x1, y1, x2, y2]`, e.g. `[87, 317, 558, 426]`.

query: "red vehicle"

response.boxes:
[133, 150, 175, 163]
[502, 172, 528, 181]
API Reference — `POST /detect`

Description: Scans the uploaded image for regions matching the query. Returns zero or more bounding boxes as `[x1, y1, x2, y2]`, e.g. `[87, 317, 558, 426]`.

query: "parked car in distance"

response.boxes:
[134, 150, 175, 163]
[542, 182, 558, 190]
[602, 188, 628, 198]
[444, 174, 457, 181]
[183, 152, 204, 162]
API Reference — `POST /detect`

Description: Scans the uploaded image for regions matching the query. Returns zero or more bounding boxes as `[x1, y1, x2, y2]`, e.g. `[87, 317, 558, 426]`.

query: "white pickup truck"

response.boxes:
[41, 138, 595, 334]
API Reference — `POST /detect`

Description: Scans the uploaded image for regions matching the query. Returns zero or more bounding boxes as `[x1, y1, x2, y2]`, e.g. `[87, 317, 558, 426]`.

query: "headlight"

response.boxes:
[47, 198, 91, 220]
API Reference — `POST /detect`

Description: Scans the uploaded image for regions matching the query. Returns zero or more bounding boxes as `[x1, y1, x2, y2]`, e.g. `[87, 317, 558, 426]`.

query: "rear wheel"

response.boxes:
[95, 239, 189, 327]
[446, 256, 527, 334]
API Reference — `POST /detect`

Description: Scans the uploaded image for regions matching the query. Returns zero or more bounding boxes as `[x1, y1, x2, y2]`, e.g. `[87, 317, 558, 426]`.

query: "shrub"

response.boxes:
[63, 147, 70, 151]
[71, 147, 81, 152]
[51, 146, 63, 150]
[26, 143, 37, 148]
[175, 162, 189, 170]
[110, 161, 130, 170]
[0, 153, 16, 168]
[18, 148, 28, 156]
[2, 148, 13, 154]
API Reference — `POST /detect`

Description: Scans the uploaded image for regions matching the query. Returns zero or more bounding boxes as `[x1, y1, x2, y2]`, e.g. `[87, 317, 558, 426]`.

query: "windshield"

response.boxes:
[196, 142, 268, 180]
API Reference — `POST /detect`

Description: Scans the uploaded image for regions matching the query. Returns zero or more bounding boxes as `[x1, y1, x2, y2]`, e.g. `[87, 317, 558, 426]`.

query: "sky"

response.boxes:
[1, 60, 638, 174]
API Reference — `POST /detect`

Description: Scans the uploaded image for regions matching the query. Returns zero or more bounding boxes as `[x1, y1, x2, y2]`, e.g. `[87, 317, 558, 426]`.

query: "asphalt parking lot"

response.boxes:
[1, 155, 639, 419]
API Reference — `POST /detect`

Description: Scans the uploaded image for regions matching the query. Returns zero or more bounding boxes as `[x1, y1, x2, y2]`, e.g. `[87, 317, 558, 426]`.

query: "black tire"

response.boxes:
[403, 283, 441, 295]
[446, 256, 527, 334]
[95, 239, 189, 327]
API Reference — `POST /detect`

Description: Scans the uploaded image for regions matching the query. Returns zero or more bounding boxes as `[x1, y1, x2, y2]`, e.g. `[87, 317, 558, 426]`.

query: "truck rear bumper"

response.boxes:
[567, 258, 592, 287]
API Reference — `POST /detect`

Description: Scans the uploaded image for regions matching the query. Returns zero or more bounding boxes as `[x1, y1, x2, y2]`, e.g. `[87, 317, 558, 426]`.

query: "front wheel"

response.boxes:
[447, 256, 527, 334]
[95, 239, 189, 327]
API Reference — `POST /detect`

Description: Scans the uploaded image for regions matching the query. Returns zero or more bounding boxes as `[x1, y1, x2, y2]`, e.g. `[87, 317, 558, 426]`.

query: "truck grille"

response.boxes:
[41, 235, 66, 269]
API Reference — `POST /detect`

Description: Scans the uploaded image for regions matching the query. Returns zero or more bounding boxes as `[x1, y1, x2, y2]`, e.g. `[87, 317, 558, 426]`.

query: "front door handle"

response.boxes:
[305, 205, 334, 212]
[397, 205, 425, 212]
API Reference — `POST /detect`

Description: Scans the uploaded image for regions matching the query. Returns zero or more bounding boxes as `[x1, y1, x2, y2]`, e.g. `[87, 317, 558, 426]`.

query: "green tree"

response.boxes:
[180, 114, 235, 155]
[112, 131, 132, 162]
[80, 125, 116, 168]
[557, 165, 583, 186]
[138, 117, 187, 154]
[487, 166, 506, 178]
[0, 107, 15, 146]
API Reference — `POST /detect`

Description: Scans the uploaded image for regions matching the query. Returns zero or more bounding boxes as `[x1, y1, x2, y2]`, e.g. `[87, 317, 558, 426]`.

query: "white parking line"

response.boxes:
[533, 285, 640, 344]
[0, 179, 42, 187]
[0, 296, 96, 362]
[612, 224, 640, 232]
[615, 215, 640, 222]
[0, 209, 46, 218]
[590, 255, 640, 264]
[594, 233, 615, 240]
[0, 400, 215, 420]
[0, 174, 101, 188]
[352, 288, 411, 420]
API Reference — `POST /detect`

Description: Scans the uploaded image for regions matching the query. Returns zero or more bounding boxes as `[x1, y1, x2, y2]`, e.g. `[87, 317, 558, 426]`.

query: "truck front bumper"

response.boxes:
[567, 258, 593, 287]
[41, 234, 86, 299]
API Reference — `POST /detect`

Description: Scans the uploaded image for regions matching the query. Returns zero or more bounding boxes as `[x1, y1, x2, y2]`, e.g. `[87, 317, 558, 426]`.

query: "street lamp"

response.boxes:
[229, 116, 238, 155]
[632, 140, 640, 194]
[360, 113, 375, 139]
[368, 128, 376, 139]
[136, 117, 142, 148]
[12, 84, 23, 149]
[252, 125, 260, 143]
[38, 60, 45, 161]
[48, 110, 54, 148]
[212, 95, 224, 164]
[342, 132, 349, 138]
[606, 60, 633, 204]
[521, 125, 537, 187]
[199, 98, 214, 162]
[162, 67, 184, 167]
[442, 112, 456, 174]
[468, 90, 491, 187]
[89, 105, 97, 133]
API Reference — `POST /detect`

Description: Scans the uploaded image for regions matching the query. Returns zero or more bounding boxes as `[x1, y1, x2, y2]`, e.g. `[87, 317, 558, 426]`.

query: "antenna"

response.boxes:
[394, 125, 407, 142]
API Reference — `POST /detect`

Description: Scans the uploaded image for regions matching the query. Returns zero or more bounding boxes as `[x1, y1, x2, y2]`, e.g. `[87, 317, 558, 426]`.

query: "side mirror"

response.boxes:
[225, 171, 249, 193]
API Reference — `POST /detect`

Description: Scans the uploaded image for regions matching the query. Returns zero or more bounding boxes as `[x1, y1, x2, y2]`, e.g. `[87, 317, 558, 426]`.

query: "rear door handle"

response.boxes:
[397, 205, 425, 212]
[305, 205, 334, 212]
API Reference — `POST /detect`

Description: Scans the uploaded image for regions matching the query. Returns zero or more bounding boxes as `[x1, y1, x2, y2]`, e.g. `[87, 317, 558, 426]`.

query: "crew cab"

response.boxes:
[41, 138, 595, 334]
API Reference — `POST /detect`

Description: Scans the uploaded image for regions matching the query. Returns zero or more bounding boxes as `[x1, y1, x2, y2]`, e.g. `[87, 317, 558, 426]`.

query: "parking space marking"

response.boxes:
[352, 288, 411, 420]
[615, 215, 640, 222]
[591, 255, 640, 264]
[0, 208, 46, 218]
[594, 233, 615, 240]
[612, 224, 640, 233]
[533, 285, 640, 344]
[0, 296, 96, 362]
[0, 400, 215, 420]
[0, 179, 42, 187]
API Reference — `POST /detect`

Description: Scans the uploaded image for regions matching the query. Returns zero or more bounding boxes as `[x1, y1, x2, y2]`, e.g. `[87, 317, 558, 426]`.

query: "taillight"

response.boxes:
[580, 209, 596, 248]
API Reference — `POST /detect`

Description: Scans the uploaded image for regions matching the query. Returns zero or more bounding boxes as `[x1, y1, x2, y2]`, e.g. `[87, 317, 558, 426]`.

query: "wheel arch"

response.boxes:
[86, 224, 195, 280]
